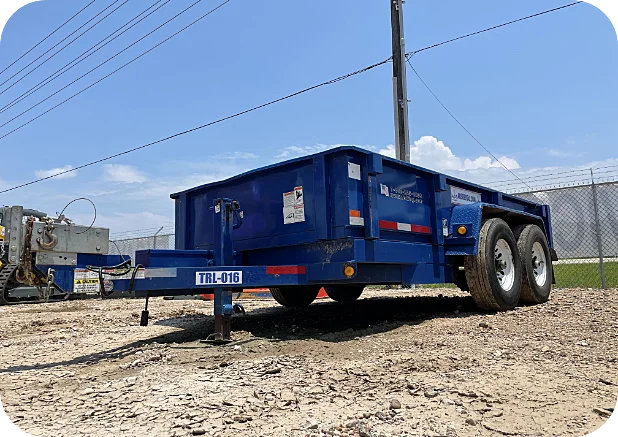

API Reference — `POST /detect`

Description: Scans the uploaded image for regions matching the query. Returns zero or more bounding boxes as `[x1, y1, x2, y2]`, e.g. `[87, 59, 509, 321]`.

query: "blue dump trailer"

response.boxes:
[95, 146, 555, 342]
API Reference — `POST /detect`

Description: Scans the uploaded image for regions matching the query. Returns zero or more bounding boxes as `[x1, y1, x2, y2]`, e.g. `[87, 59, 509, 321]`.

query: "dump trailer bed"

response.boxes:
[104, 146, 555, 343]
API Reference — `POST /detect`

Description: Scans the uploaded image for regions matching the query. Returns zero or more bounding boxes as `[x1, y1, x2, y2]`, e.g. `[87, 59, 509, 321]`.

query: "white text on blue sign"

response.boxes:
[195, 271, 243, 285]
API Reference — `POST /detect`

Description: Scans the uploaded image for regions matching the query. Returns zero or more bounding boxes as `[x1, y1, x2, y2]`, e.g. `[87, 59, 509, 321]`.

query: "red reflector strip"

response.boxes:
[378, 220, 398, 230]
[378, 220, 431, 234]
[266, 266, 307, 275]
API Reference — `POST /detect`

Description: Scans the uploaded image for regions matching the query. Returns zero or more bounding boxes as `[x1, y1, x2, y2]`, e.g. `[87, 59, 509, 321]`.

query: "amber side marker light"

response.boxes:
[344, 265, 356, 277]
[457, 226, 468, 236]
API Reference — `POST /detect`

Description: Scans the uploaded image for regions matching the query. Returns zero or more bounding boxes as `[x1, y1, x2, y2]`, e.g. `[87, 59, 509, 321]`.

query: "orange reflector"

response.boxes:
[344, 265, 355, 277]
[349, 210, 361, 218]
[457, 226, 467, 235]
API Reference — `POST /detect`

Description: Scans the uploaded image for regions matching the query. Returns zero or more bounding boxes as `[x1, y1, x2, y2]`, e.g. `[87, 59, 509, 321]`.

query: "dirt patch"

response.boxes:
[0, 287, 616, 437]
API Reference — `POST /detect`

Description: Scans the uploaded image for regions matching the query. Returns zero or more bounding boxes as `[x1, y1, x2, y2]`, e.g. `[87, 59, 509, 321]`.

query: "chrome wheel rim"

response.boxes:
[531, 242, 547, 286]
[494, 239, 515, 291]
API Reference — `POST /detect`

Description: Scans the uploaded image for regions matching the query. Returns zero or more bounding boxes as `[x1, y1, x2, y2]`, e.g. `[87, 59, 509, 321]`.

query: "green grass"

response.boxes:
[553, 261, 617, 288]
[416, 262, 618, 290]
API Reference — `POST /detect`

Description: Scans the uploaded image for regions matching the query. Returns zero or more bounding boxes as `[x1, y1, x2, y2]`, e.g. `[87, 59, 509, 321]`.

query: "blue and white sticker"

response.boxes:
[451, 186, 481, 205]
[196, 271, 243, 285]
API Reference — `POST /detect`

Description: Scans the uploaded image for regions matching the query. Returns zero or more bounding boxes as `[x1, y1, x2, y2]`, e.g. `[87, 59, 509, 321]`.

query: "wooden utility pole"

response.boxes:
[390, 0, 410, 162]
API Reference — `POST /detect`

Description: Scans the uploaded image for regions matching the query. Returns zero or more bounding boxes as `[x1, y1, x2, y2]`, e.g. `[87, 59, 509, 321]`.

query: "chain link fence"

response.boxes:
[109, 227, 174, 265]
[514, 180, 618, 289]
[109, 180, 618, 290]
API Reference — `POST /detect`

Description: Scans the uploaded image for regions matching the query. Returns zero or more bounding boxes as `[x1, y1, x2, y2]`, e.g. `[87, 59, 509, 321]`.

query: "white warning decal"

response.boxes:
[348, 162, 361, 180]
[350, 216, 364, 226]
[283, 186, 305, 224]
[380, 184, 389, 196]
[73, 268, 145, 294]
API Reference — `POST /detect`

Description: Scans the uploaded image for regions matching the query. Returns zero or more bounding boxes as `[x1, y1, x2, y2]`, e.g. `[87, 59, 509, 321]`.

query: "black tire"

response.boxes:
[269, 286, 320, 308]
[0, 264, 19, 305]
[464, 219, 522, 311]
[324, 285, 364, 303]
[512, 224, 552, 305]
[452, 268, 469, 291]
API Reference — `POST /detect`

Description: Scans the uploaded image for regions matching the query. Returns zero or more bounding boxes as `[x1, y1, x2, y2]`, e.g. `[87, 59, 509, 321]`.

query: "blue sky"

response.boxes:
[0, 0, 616, 233]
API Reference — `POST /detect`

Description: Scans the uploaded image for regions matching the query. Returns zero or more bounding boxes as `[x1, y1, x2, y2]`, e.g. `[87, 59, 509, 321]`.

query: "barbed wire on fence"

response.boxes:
[484, 163, 618, 186]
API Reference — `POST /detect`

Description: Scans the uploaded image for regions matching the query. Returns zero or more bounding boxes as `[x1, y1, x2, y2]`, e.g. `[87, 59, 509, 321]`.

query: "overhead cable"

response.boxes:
[0, 1, 585, 192]
[407, 1, 582, 57]
[0, 0, 173, 115]
[0, 0, 228, 132]
[406, 58, 532, 190]
[0, 57, 390, 193]
[0, 0, 129, 94]
[0, 0, 98, 77]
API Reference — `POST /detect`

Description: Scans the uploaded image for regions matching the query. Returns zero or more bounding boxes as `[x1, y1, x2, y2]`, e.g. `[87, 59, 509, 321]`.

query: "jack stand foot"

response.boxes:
[140, 310, 149, 327]
[140, 296, 150, 326]
[200, 314, 232, 345]
[200, 333, 232, 345]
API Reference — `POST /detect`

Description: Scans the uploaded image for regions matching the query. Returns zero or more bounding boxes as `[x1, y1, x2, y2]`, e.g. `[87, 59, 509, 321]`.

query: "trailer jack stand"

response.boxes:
[140, 296, 150, 327]
[201, 287, 233, 345]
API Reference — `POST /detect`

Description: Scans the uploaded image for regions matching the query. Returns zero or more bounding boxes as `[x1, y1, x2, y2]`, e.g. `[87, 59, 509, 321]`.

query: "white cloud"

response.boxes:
[103, 164, 148, 184]
[402, 136, 520, 171]
[275, 145, 333, 159]
[214, 152, 259, 159]
[378, 145, 396, 158]
[275, 144, 377, 159]
[277, 138, 520, 173]
[34, 165, 76, 179]
[547, 148, 581, 158]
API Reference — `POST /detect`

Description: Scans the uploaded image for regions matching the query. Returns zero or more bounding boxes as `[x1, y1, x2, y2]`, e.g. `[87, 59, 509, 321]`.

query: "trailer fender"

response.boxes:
[445, 203, 548, 257]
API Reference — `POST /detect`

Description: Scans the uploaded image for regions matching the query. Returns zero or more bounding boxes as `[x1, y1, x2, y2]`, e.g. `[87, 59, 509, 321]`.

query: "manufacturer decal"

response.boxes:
[379, 184, 423, 204]
[450, 186, 481, 205]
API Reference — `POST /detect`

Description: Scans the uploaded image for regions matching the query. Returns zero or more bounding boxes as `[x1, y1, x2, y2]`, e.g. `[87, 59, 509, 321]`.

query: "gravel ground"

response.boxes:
[0, 287, 616, 437]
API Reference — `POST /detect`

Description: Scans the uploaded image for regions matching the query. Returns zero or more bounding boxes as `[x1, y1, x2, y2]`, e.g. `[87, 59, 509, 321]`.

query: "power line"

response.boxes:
[0, 0, 98, 77]
[406, 58, 532, 190]
[0, 0, 585, 191]
[0, 57, 390, 194]
[0, 0, 213, 132]
[407, 1, 583, 57]
[0, 0, 172, 115]
[0, 0, 129, 98]
[0, 0, 580, 141]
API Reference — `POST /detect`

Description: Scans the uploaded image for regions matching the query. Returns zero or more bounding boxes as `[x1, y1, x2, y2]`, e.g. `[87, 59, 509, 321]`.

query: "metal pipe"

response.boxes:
[590, 169, 607, 289]
[390, 0, 411, 163]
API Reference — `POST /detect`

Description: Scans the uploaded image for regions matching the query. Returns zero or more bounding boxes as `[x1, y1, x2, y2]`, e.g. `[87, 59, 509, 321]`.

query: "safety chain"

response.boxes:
[15, 217, 46, 299]
[43, 268, 55, 303]
[15, 217, 34, 284]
